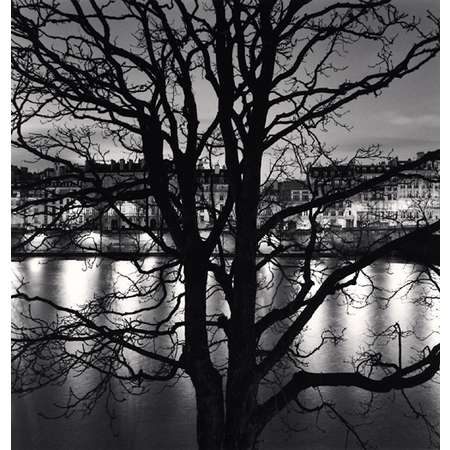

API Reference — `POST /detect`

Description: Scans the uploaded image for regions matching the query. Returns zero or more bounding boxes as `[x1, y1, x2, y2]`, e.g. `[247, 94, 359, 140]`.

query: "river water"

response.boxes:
[12, 257, 439, 450]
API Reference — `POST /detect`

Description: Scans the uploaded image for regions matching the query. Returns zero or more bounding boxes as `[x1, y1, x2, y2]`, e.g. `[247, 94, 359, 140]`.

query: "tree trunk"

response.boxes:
[223, 390, 260, 450]
[191, 363, 225, 450]
[183, 252, 225, 450]
[223, 153, 262, 450]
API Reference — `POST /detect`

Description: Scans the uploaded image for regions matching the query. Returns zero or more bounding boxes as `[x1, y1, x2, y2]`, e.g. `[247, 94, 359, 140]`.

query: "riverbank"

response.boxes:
[12, 227, 439, 264]
[11, 249, 437, 266]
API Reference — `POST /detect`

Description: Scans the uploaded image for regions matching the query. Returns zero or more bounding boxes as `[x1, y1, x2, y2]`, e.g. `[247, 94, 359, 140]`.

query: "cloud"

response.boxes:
[389, 113, 439, 128]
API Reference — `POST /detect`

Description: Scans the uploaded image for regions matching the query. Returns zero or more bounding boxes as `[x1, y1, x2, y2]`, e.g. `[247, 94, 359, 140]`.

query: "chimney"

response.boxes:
[389, 157, 399, 167]
[56, 164, 67, 176]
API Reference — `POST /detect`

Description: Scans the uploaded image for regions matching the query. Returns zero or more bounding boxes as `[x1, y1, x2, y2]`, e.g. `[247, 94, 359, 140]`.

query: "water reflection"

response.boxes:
[12, 257, 439, 450]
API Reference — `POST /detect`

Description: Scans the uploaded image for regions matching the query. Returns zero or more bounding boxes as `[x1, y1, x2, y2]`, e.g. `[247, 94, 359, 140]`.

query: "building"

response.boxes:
[11, 159, 161, 232]
[195, 161, 229, 228]
[83, 159, 161, 231]
[11, 152, 439, 234]
[307, 153, 439, 229]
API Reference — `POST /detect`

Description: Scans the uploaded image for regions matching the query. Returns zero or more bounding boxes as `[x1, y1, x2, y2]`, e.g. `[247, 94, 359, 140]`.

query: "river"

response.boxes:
[12, 257, 439, 450]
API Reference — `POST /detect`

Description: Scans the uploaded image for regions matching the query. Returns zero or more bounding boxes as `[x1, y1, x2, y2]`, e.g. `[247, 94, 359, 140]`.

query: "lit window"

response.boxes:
[291, 190, 301, 202]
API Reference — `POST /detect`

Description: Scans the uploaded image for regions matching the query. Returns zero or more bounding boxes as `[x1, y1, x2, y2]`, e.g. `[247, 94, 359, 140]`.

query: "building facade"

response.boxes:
[11, 152, 439, 234]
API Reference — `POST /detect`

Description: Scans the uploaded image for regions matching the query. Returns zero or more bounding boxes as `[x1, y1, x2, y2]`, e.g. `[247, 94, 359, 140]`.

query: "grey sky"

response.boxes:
[301, 0, 439, 159]
[12, 0, 439, 168]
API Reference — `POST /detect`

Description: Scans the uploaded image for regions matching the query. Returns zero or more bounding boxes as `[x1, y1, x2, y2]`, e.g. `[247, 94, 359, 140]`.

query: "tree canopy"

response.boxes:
[12, 1, 439, 449]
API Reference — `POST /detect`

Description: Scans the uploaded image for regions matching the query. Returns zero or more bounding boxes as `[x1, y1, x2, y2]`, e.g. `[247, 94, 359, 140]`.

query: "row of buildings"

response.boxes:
[12, 152, 439, 234]
[271, 153, 439, 230]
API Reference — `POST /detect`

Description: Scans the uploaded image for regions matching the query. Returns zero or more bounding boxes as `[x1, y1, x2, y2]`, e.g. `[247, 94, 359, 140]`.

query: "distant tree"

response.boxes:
[12, 1, 439, 449]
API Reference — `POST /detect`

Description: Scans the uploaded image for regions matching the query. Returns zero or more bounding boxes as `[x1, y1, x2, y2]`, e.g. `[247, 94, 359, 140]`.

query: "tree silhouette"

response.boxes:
[12, 1, 439, 449]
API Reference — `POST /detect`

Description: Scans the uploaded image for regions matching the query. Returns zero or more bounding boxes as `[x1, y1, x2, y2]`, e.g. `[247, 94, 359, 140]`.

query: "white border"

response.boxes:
[3, 2, 444, 450]
[1, 1, 11, 448]
[440, 1, 448, 449]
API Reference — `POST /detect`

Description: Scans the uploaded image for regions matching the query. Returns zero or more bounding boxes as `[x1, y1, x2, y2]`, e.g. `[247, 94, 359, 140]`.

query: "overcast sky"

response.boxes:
[286, 0, 438, 160]
[321, 2, 439, 160]
[295, 0, 439, 160]
[12, 0, 439, 168]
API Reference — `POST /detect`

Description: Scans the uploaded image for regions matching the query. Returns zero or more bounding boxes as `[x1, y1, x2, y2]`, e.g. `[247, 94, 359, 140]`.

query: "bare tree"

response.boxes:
[11, 1, 439, 449]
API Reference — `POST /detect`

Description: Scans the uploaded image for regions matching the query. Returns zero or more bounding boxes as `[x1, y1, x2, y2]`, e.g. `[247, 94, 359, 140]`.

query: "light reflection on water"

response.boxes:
[12, 257, 439, 450]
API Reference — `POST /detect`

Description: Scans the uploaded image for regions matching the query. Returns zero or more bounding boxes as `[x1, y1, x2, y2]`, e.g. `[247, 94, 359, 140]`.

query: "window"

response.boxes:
[291, 190, 301, 202]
